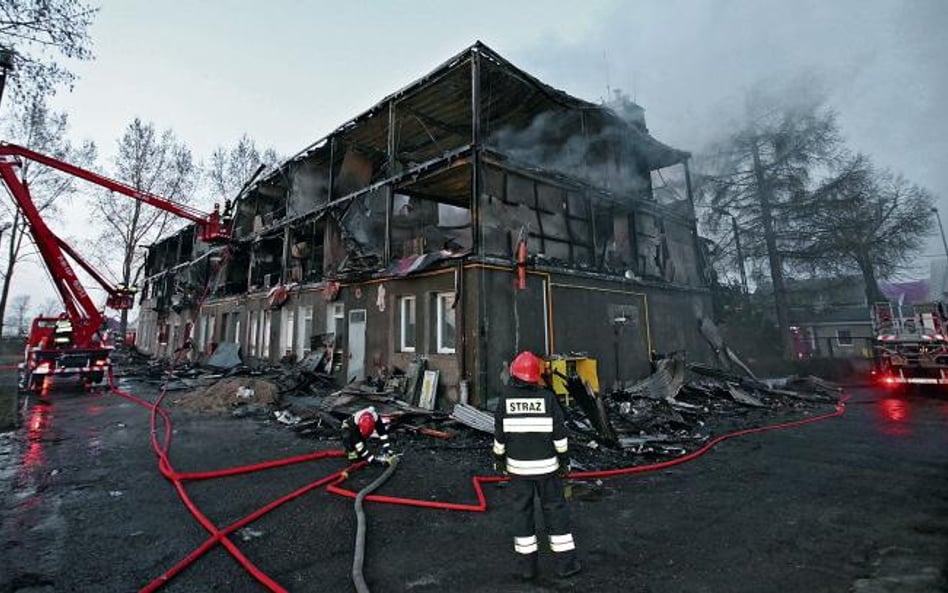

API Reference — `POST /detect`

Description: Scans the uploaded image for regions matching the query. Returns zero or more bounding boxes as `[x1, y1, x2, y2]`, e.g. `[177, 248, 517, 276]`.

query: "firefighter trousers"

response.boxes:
[509, 475, 576, 560]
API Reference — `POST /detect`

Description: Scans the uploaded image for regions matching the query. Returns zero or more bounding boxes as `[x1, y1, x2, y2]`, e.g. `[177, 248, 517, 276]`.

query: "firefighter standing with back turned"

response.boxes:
[493, 350, 581, 580]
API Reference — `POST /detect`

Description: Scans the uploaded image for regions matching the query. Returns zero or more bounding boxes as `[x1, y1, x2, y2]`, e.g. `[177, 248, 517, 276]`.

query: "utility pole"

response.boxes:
[933, 207, 948, 300]
[933, 207, 948, 267]
[0, 47, 14, 111]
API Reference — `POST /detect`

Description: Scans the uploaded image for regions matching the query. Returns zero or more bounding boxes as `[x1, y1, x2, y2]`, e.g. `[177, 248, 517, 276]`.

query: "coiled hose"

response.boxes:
[352, 458, 399, 593]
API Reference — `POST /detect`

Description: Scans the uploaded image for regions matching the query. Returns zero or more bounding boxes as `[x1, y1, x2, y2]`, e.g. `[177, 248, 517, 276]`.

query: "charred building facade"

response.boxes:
[138, 43, 713, 405]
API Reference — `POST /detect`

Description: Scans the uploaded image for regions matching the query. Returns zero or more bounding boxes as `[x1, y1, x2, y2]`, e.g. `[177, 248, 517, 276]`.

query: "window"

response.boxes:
[436, 292, 456, 354]
[297, 306, 313, 358]
[327, 302, 344, 334]
[282, 309, 295, 356]
[836, 329, 853, 346]
[261, 310, 271, 359]
[399, 296, 416, 352]
[249, 311, 258, 356]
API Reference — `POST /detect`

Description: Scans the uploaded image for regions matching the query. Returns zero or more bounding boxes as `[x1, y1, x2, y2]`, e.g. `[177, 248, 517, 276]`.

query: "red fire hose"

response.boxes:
[326, 397, 850, 510]
[109, 371, 357, 593]
[107, 368, 847, 591]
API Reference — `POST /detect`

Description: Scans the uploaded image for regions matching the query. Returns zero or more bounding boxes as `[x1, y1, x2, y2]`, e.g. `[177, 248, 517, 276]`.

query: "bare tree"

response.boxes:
[36, 295, 59, 316]
[0, 93, 95, 332]
[796, 154, 936, 304]
[208, 133, 278, 202]
[91, 118, 196, 336]
[6, 292, 28, 335]
[0, 0, 97, 102]
[699, 82, 842, 357]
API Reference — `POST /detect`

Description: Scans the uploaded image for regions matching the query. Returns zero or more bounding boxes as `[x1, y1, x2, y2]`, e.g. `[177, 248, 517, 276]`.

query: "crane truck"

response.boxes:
[0, 142, 231, 392]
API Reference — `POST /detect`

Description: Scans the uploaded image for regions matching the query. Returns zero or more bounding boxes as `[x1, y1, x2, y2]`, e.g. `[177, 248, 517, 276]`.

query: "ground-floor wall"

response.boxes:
[792, 321, 874, 360]
[469, 266, 713, 408]
[137, 263, 713, 411]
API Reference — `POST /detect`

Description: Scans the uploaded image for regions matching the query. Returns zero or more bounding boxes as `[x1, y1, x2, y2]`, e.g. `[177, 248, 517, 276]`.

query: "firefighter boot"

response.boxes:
[517, 553, 538, 581]
[555, 552, 582, 578]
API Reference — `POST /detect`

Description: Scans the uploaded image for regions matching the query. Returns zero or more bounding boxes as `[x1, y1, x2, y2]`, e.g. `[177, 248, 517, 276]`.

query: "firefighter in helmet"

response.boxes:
[53, 312, 73, 347]
[340, 406, 395, 465]
[493, 351, 581, 580]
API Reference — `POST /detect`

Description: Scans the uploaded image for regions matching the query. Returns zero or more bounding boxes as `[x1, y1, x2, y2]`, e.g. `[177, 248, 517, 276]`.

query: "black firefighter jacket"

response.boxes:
[493, 385, 568, 477]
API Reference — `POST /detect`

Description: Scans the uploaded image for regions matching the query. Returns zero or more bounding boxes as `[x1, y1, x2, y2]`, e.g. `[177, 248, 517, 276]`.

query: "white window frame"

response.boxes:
[399, 296, 416, 353]
[436, 292, 456, 354]
[297, 305, 313, 358]
[249, 311, 258, 356]
[836, 329, 853, 347]
[282, 309, 295, 357]
[261, 310, 271, 359]
[327, 302, 344, 334]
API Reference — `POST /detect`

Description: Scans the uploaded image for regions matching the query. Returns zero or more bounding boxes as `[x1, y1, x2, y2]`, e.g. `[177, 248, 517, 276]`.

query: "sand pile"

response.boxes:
[172, 377, 279, 414]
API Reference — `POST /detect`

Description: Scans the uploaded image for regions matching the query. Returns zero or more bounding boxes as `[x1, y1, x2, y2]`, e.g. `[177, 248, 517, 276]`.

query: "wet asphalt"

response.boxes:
[1, 379, 947, 593]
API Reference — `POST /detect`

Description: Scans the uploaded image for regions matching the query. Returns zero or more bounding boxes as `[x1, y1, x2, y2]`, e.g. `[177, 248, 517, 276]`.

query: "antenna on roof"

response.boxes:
[603, 50, 611, 101]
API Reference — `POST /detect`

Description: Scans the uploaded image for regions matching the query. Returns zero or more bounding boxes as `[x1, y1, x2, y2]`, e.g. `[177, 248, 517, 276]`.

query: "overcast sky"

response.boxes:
[9, 0, 948, 309]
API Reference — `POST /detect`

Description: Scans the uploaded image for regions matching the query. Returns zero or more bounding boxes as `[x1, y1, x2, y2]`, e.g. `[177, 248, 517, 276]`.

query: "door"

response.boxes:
[347, 309, 366, 382]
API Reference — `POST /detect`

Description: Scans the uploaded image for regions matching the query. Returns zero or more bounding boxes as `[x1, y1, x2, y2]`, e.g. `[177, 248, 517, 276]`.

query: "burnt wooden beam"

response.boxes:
[385, 100, 396, 263]
[400, 104, 470, 140]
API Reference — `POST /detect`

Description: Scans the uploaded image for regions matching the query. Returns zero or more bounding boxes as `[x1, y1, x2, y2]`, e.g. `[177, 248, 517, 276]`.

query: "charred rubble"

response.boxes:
[111, 339, 840, 474]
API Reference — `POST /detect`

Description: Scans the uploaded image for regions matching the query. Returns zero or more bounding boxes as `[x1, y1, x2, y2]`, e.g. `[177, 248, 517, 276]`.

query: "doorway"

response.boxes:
[347, 309, 366, 382]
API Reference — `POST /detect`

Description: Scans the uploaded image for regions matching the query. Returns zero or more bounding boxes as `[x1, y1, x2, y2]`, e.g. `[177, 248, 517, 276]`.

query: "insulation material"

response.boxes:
[206, 342, 242, 369]
[288, 160, 329, 217]
[612, 213, 634, 267]
[636, 213, 667, 278]
[664, 220, 702, 287]
[322, 218, 346, 275]
[339, 188, 387, 256]
[438, 204, 470, 227]
[334, 148, 373, 197]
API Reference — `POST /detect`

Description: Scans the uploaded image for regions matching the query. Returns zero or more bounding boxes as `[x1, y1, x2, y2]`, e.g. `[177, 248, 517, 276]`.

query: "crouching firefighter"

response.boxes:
[493, 351, 581, 580]
[341, 406, 395, 466]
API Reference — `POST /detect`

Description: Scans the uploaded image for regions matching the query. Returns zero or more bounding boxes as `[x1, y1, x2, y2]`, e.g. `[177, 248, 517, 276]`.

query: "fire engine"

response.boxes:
[871, 301, 948, 388]
[0, 142, 230, 391]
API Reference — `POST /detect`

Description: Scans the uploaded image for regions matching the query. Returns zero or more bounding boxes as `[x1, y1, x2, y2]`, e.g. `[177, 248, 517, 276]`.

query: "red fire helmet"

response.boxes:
[357, 409, 377, 437]
[510, 351, 542, 385]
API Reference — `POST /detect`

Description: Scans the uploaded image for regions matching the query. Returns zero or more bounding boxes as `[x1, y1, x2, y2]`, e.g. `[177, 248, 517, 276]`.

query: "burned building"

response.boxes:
[137, 42, 713, 405]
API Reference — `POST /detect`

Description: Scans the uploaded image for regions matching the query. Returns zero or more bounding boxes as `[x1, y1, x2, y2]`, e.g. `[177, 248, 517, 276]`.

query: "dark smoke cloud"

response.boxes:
[514, 0, 947, 270]
[516, 1, 946, 196]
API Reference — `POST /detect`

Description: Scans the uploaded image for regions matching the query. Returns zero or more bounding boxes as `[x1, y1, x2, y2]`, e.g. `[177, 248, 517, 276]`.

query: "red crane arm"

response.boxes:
[54, 235, 137, 310]
[0, 158, 103, 340]
[0, 142, 231, 242]
[54, 235, 115, 293]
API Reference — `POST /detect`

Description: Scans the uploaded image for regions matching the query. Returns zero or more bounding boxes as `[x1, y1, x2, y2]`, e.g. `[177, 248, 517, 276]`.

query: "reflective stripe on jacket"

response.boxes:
[493, 386, 567, 477]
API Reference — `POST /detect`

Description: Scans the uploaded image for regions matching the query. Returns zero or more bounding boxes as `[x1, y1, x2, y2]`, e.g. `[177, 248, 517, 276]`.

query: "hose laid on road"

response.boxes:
[327, 396, 850, 511]
[108, 363, 848, 592]
[352, 458, 399, 593]
[109, 370, 360, 593]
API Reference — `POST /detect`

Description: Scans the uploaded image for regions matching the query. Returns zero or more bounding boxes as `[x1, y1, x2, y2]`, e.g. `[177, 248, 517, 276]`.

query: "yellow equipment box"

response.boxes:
[546, 356, 599, 402]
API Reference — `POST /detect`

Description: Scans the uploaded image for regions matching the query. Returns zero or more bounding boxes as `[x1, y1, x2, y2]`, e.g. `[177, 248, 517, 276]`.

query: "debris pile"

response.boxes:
[560, 354, 840, 470]
[112, 338, 841, 473]
[447, 351, 841, 472]
[171, 377, 279, 414]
